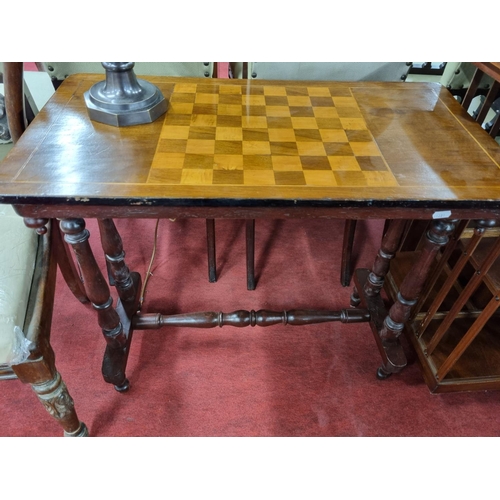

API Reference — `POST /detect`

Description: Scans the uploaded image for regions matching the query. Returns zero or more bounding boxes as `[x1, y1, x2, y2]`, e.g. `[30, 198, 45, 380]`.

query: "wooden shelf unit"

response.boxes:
[385, 221, 500, 393]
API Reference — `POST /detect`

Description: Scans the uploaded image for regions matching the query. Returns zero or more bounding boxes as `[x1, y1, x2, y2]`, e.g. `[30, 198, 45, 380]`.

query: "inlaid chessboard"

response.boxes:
[148, 83, 399, 188]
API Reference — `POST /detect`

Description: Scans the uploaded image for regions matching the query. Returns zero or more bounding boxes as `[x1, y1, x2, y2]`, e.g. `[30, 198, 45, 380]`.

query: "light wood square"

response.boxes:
[350, 142, 381, 156]
[363, 171, 399, 187]
[263, 86, 287, 96]
[180, 169, 213, 185]
[313, 107, 339, 118]
[191, 114, 217, 127]
[219, 85, 242, 94]
[268, 129, 296, 142]
[151, 153, 186, 169]
[168, 103, 194, 115]
[272, 156, 303, 171]
[328, 156, 361, 171]
[213, 155, 244, 170]
[332, 96, 358, 107]
[147, 168, 182, 184]
[266, 106, 292, 117]
[242, 95, 266, 106]
[243, 141, 271, 155]
[161, 126, 190, 140]
[175, 83, 197, 93]
[186, 139, 215, 155]
[216, 127, 243, 141]
[319, 129, 348, 142]
[195, 93, 219, 104]
[287, 96, 312, 107]
[297, 142, 327, 156]
[340, 118, 367, 130]
[244, 170, 276, 185]
[307, 87, 331, 97]
[291, 117, 318, 129]
[242, 116, 268, 129]
[303, 171, 337, 186]
[218, 104, 242, 116]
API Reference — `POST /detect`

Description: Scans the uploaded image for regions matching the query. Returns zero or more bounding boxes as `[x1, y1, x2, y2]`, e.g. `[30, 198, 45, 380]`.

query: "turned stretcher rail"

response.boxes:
[133, 308, 371, 330]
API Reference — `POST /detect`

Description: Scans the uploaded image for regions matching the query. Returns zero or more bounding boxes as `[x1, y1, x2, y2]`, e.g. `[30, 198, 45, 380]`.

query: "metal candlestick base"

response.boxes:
[84, 62, 168, 127]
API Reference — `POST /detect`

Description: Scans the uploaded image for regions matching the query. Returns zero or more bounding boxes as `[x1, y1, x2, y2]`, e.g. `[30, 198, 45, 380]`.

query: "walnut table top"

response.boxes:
[1, 75, 500, 219]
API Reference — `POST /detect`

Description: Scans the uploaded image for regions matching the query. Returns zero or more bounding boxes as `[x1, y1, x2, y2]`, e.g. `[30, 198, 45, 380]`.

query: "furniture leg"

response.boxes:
[206, 219, 217, 283]
[12, 343, 88, 437]
[350, 219, 407, 307]
[376, 219, 456, 378]
[60, 218, 131, 391]
[52, 220, 89, 304]
[97, 218, 141, 320]
[246, 219, 256, 290]
[341, 219, 357, 287]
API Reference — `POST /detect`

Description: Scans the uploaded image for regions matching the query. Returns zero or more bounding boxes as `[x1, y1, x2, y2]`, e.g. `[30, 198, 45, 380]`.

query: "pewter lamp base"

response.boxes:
[84, 62, 168, 127]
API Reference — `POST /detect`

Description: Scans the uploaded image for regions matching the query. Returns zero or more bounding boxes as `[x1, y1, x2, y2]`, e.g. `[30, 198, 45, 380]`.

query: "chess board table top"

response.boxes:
[1, 75, 500, 218]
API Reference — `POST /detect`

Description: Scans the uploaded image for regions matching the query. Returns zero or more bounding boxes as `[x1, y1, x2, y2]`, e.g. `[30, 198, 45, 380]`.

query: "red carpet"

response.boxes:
[1, 217, 500, 437]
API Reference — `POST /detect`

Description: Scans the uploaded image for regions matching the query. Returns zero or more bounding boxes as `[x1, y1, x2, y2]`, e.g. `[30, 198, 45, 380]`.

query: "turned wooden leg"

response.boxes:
[246, 219, 256, 290]
[363, 219, 408, 298]
[12, 345, 88, 437]
[376, 219, 456, 376]
[341, 219, 357, 287]
[351, 219, 407, 307]
[97, 218, 141, 320]
[60, 218, 130, 392]
[206, 219, 217, 283]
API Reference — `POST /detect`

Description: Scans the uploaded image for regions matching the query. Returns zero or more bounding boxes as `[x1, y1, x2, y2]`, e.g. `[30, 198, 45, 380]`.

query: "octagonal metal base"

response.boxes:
[84, 78, 168, 127]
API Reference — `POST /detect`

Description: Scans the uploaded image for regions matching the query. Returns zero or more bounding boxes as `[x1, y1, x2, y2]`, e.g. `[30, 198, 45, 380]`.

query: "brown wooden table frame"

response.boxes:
[3, 74, 500, 435]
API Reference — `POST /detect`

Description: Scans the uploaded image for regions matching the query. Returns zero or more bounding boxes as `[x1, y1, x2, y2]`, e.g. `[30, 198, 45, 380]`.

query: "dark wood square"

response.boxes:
[310, 96, 334, 107]
[247, 86, 264, 95]
[346, 130, 373, 142]
[218, 94, 242, 105]
[328, 88, 353, 96]
[356, 156, 387, 171]
[217, 115, 242, 127]
[192, 104, 218, 115]
[289, 106, 315, 117]
[274, 171, 306, 185]
[196, 84, 219, 94]
[267, 117, 293, 129]
[188, 127, 217, 140]
[213, 170, 244, 184]
[243, 129, 270, 141]
[300, 156, 332, 170]
[315, 118, 343, 129]
[270, 142, 299, 156]
[324, 143, 354, 156]
[294, 129, 322, 141]
[244, 105, 267, 116]
[183, 154, 215, 169]
[336, 107, 363, 118]
[285, 87, 308, 96]
[243, 155, 273, 170]
[164, 114, 192, 126]
[265, 96, 288, 106]
[158, 139, 187, 153]
[215, 140, 243, 155]
[169, 92, 196, 103]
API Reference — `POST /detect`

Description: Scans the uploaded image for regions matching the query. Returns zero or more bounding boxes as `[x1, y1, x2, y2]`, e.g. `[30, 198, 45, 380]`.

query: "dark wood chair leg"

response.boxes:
[60, 218, 131, 392]
[13, 351, 89, 437]
[246, 219, 256, 290]
[341, 220, 357, 287]
[52, 221, 89, 304]
[206, 219, 217, 283]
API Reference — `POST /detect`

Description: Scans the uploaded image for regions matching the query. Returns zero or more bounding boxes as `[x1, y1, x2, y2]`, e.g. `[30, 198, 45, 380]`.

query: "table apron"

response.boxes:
[11, 204, 500, 221]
